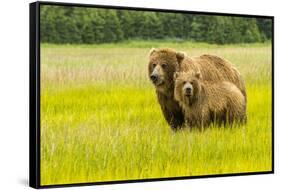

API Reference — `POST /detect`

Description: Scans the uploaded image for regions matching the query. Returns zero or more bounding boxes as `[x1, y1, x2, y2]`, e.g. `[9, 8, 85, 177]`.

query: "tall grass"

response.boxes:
[40, 42, 272, 185]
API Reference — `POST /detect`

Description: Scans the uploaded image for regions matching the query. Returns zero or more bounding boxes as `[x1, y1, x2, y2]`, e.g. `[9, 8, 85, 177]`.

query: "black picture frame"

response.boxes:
[29, 1, 274, 188]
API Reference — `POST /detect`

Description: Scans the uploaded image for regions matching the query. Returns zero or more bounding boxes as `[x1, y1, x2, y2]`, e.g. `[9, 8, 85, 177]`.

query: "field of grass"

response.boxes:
[40, 42, 272, 185]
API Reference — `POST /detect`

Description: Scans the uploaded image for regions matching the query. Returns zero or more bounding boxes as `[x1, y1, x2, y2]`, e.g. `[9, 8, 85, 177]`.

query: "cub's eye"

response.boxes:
[161, 64, 167, 69]
[190, 81, 193, 85]
[182, 81, 186, 85]
[152, 63, 156, 67]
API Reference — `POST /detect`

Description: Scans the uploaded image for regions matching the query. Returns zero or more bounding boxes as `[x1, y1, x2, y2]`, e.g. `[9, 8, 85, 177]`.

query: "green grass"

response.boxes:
[40, 42, 272, 185]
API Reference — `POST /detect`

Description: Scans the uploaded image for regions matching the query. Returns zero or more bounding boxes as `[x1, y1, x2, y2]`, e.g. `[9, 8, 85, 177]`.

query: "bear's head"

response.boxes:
[148, 48, 185, 93]
[174, 70, 202, 106]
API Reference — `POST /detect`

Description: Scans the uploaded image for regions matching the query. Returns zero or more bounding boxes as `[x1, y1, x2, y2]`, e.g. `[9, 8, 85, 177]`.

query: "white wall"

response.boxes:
[0, 0, 278, 189]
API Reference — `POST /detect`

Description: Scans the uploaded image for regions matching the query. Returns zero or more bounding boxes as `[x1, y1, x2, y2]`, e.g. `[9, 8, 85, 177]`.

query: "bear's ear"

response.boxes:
[149, 48, 157, 56]
[195, 71, 202, 79]
[173, 72, 179, 80]
[176, 51, 186, 63]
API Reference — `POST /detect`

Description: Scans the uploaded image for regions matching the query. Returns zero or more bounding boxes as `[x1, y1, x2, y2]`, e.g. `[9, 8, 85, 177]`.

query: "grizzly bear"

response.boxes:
[148, 48, 186, 130]
[174, 71, 246, 128]
[148, 48, 246, 130]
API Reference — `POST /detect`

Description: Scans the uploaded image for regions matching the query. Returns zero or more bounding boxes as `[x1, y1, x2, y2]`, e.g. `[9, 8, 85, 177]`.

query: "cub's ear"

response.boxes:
[173, 72, 179, 80]
[176, 51, 186, 63]
[149, 48, 157, 56]
[195, 71, 202, 79]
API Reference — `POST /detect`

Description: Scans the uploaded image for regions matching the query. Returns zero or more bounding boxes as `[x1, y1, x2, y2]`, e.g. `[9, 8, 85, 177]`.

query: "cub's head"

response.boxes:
[174, 70, 202, 105]
[148, 48, 185, 92]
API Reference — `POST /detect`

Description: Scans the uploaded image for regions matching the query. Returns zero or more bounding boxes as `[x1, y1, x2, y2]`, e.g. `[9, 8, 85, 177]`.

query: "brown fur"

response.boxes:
[148, 48, 247, 130]
[174, 71, 246, 128]
[148, 48, 185, 130]
[180, 54, 247, 102]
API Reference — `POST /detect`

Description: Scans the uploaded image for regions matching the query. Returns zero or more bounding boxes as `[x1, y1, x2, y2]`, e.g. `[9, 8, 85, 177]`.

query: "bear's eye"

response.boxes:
[161, 63, 167, 69]
[182, 81, 186, 85]
[190, 81, 193, 85]
[152, 63, 156, 67]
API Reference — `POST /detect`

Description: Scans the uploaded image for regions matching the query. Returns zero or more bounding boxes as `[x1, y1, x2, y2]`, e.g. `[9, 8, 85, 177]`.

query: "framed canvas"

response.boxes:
[29, 1, 274, 188]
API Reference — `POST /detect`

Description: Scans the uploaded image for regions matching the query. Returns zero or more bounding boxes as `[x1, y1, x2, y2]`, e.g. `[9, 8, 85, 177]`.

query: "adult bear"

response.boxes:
[148, 48, 246, 130]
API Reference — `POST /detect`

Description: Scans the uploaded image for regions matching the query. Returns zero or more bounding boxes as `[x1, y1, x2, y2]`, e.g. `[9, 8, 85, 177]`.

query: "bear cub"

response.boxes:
[174, 71, 246, 128]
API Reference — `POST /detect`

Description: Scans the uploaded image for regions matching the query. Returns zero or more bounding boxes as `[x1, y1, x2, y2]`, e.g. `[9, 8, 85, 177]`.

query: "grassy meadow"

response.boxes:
[40, 41, 272, 185]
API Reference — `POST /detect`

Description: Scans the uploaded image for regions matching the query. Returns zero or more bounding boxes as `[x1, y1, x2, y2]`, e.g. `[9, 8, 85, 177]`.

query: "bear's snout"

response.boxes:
[185, 87, 192, 93]
[150, 74, 158, 83]
[183, 84, 193, 96]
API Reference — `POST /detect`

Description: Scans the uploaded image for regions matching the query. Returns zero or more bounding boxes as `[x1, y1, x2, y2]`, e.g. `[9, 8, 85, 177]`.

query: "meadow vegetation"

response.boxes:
[40, 42, 272, 185]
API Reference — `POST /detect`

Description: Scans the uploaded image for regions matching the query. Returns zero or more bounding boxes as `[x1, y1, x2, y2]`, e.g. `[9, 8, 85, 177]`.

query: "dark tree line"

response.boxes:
[40, 5, 272, 44]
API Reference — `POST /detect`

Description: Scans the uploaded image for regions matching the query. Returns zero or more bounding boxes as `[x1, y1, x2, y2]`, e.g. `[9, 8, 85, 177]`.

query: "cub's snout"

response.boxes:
[183, 83, 193, 97]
